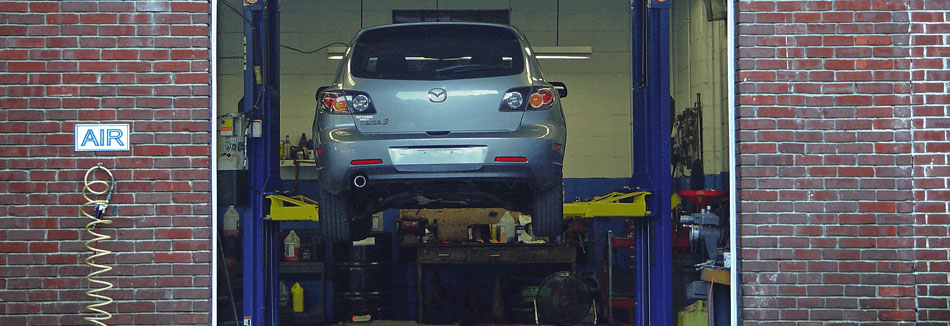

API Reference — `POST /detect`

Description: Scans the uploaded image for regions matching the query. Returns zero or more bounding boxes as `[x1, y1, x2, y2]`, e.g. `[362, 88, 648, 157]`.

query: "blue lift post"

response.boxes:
[241, 0, 282, 325]
[631, 1, 673, 326]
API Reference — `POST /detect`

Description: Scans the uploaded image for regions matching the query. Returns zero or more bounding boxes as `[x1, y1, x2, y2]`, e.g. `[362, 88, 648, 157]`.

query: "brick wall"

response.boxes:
[737, 0, 948, 325]
[0, 1, 212, 325]
[907, 2, 950, 323]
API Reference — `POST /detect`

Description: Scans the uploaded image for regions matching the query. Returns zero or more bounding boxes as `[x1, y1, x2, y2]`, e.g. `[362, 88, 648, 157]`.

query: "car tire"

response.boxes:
[531, 180, 564, 237]
[319, 187, 351, 242]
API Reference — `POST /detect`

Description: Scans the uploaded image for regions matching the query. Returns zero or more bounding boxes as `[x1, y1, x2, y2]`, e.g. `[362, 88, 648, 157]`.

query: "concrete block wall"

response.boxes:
[737, 0, 949, 324]
[671, 0, 729, 179]
[216, 0, 633, 178]
[0, 1, 212, 324]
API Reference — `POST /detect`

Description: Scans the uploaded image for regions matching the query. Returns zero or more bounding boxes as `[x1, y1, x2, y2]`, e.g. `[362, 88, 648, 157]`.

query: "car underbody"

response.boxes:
[348, 179, 535, 216]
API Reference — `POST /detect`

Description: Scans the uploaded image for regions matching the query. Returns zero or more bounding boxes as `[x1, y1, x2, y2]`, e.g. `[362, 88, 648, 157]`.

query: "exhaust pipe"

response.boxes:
[352, 174, 368, 188]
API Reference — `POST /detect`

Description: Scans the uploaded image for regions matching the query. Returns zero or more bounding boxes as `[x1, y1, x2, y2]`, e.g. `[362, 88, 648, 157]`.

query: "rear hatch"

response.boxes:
[350, 77, 526, 133]
[345, 23, 529, 134]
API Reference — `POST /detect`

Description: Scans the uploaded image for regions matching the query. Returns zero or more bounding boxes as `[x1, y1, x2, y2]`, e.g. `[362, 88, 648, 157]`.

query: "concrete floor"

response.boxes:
[338, 322, 452, 326]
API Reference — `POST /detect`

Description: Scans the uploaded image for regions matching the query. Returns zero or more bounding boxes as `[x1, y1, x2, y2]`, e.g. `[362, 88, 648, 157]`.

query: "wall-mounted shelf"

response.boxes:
[279, 159, 315, 167]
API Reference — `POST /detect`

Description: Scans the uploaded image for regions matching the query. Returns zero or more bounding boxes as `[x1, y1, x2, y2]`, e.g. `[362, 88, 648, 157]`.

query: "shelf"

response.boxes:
[611, 297, 637, 309]
[279, 261, 325, 274]
[416, 244, 576, 265]
[610, 236, 636, 248]
[280, 159, 315, 167]
[700, 268, 730, 286]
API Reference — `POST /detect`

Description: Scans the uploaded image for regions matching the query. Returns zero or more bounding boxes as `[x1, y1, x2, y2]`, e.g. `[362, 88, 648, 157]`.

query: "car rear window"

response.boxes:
[350, 24, 525, 81]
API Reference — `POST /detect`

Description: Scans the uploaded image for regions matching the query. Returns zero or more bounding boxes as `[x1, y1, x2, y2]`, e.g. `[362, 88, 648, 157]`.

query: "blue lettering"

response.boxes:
[106, 129, 124, 146]
[81, 129, 100, 147]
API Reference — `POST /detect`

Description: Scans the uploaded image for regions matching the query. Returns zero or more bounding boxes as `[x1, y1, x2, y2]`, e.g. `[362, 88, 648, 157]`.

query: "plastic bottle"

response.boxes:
[279, 282, 289, 307]
[298, 133, 309, 159]
[283, 135, 291, 159]
[283, 230, 301, 262]
[291, 282, 304, 312]
[298, 133, 308, 150]
[499, 212, 516, 243]
[430, 219, 439, 241]
[223, 205, 240, 237]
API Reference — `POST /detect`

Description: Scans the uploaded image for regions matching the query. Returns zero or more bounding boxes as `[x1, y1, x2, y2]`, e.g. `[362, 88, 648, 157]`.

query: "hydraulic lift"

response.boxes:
[235, 0, 672, 325]
[240, 0, 282, 325]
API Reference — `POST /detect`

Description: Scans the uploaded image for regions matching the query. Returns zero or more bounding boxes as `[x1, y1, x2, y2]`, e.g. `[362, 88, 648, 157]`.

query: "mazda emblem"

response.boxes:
[427, 88, 447, 103]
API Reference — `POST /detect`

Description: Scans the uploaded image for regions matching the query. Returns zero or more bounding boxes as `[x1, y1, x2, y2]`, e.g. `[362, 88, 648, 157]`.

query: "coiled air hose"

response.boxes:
[80, 163, 115, 326]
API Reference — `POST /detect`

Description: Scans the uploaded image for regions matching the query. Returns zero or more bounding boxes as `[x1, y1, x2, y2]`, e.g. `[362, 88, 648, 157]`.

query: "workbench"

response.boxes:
[415, 244, 577, 323]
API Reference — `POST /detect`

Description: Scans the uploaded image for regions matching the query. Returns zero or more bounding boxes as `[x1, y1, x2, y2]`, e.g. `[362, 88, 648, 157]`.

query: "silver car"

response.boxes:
[313, 22, 567, 241]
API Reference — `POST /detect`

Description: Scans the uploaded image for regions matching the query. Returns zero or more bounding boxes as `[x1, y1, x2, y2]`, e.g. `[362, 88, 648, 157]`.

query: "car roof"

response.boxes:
[356, 22, 520, 36]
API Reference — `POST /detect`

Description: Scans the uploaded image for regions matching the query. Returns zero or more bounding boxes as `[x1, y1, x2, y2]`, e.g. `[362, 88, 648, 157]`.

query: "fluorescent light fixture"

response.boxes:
[533, 46, 592, 60]
[327, 46, 347, 60]
[535, 55, 590, 60]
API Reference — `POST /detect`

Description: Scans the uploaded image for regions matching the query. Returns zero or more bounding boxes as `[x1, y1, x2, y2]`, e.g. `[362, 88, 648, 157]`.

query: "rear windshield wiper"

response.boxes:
[434, 64, 508, 74]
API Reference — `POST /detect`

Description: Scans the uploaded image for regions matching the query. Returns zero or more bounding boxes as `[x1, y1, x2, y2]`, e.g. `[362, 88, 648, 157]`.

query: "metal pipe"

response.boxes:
[353, 174, 368, 188]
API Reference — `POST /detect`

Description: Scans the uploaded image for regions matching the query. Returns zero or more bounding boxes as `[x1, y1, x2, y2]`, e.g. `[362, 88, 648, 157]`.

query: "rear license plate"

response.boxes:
[388, 146, 487, 165]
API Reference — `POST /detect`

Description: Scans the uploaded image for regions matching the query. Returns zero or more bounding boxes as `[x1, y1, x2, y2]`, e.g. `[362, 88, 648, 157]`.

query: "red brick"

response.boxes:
[29, 2, 59, 12]
[98, 1, 134, 12]
[155, 37, 191, 48]
[101, 49, 138, 60]
[78, 61, 117, 72]
[153, 253, 191, 263]
[856, 36, 894, 46]
[8, 62, 46, 72]
[136, 1, 170, 12]
[116, 37, 154, 48]
[153, 61, 190, 72]
[136, 73, 172, 84]
[174, 73, 208, 84]
[99, 25, 135, 36]
[170, 26, 208, 37]
[171, 2, 209, 12]
[79, 13, 117, 24]
[117, 62, 150, 72]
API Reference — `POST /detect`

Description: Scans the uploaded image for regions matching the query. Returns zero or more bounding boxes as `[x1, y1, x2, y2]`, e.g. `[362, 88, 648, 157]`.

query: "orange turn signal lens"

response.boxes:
[528, 93, 544, 109]
[332, 96, 348, 112]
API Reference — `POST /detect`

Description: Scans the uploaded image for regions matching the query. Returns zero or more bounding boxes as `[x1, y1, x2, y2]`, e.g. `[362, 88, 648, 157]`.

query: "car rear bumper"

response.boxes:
[314, 123, 565, 194]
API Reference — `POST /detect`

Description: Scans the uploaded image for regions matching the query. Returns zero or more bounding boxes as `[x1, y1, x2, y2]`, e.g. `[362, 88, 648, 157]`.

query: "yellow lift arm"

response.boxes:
[266, 190, 652, 221]
[265, 194, 319, 221]
[562, 191, 651, 218]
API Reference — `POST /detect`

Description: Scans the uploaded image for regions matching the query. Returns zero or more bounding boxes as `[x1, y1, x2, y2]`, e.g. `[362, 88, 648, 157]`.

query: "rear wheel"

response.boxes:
[319, 187, 351, 242]
[531, 180, 564, 237]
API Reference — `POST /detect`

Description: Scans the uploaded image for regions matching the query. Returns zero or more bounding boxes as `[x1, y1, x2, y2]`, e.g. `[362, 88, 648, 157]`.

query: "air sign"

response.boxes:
[74, 124, 130, 152]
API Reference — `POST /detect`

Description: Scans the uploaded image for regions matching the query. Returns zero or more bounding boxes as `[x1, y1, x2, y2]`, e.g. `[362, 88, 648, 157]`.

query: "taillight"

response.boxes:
[502, 91, 523, 110]
[319, 90, 375, 114]
[351, 94, 371, 113]
[350, 159, 383, 165]
[322, 93, 341, 112]
[529, 88, 554, 109]
[495, 156, 528, 162]
[499, 86, 556, 111]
